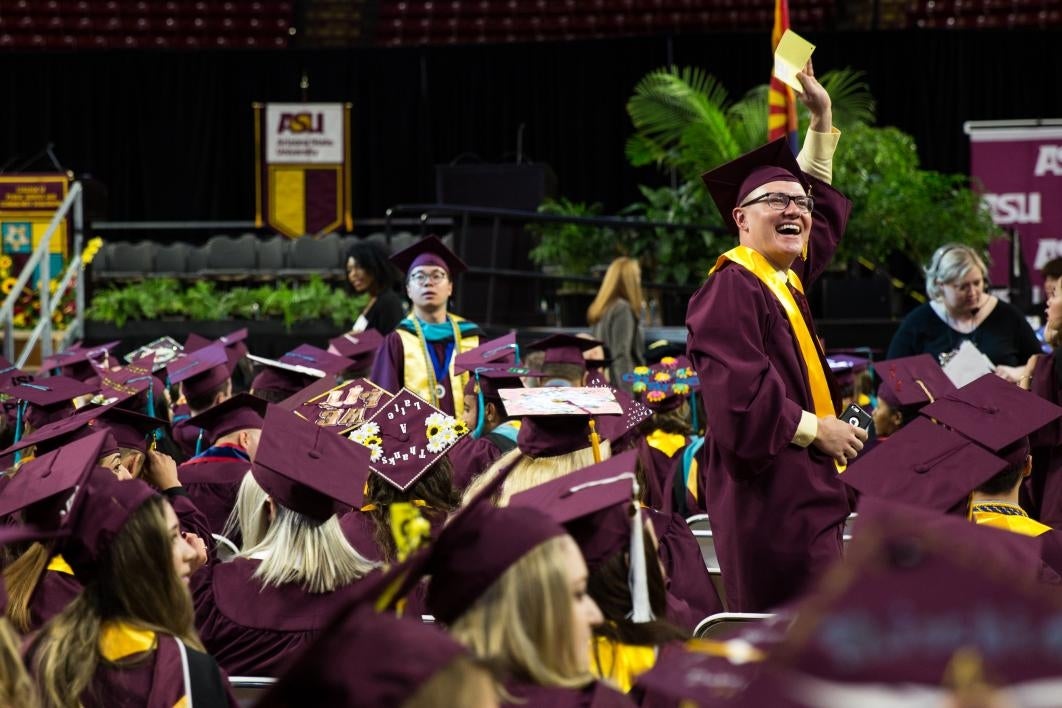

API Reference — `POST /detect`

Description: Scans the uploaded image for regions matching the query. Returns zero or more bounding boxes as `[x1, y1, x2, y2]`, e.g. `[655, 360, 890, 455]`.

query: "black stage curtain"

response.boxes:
[0, 29, 1060, 226]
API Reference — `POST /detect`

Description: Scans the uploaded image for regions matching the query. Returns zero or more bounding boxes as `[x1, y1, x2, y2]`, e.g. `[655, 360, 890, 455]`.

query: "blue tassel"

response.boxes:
[194, 428, 205, 456]
[690, 393, 699, 434]
[12, 401, 25, 465]
[146, 384, 156, 418]
[513, 344, 521, 367]
[471, 371, 486, 439]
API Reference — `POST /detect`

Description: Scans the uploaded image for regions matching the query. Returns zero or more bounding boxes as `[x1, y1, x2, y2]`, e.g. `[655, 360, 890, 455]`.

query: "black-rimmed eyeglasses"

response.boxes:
[739, 192, 814, 213]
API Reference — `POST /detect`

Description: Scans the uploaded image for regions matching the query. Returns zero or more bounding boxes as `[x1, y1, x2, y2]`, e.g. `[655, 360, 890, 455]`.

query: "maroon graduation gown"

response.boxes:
[338, 510, 384, 562]
[685, 176, 852, 613]
[194, 558, 367, 677]
[1028, 353, 1062, 525]
[369, 333, 461, 416]
[171, 411, 203, 460]
[447, 433, 507, 492]
[27, 567, 81, 632]
[505, 680, 635, 707]
[635, 436, 684, 514]
[647, 509, 723, 629]
[178, 450, 253, 537]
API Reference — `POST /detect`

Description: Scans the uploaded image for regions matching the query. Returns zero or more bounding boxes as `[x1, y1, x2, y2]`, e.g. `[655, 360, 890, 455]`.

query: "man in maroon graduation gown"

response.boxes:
[369, 235, 483, 417]
[685, 64, 867, 612]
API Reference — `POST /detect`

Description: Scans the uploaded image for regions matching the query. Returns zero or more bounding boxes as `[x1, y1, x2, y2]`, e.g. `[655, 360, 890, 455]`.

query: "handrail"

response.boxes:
[1, 182, 84, 363]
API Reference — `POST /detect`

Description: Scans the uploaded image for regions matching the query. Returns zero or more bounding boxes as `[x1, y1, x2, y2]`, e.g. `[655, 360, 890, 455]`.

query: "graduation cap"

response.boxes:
[389, 235, 467, 276]
[526, 333, 602, 369]
[123, 336, 184, 372]
[248, 345, 354, 398]
[0, 403, 115, 458]
[875, 353, 955, 409]
[507, 449, 654, 622]
[252, 405, 371, 521]
[348, 389, 469, 491]
[96, 406, 169, 455]
[185, 328, 249, 373]
[701, 136, 808, 234]
[0, 431, 158, 582]
[453, 333, 520, 375]
[166, 343, 231, 400]
[183, 392, 268, 445]
[91, 354, 164, 410]
[644, 339, 687, 365]
[1, 376, 97, 432]
[622, 355, 699, 411]
[39, 341, 119, 381]
[288, 378, 393, 433]
[498, 386, 623, 460]
[0, 356, 32, 388]
[327, 329, 384, 371]
[825, 353, 870, 390]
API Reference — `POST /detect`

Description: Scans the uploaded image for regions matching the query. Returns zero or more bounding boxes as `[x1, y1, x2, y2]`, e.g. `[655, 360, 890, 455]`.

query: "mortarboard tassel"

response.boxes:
[472, 371, 486, 439]
[194, 428, 205, 456]
[12, 401, 25, 465]
[146, 384, 156, 419]
[628, 478, 653, 624]
[513, 343, 521, 367]
[689, 392, 699, 434]
[587, 419, 602, 464]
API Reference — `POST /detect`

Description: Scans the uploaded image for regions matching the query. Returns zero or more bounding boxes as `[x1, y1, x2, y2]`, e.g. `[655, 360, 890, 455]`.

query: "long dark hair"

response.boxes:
[365, 458, 460, 562]
[346, 241, 400, 296]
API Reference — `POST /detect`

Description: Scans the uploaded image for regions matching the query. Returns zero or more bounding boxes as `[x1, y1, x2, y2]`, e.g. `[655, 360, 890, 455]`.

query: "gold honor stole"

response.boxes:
[396, 318, 479, 419]
[710, 246, 839, 463]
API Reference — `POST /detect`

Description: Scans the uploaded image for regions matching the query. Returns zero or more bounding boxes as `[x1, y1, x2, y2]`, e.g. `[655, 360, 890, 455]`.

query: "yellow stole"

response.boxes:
[645, 429, 687, 458]
[396, 315, 479, 419]
[99, 622, 189, 708]
[709, 246, 835, 419]
[46, 555, 74, 575]
[590, 637, 658, 693]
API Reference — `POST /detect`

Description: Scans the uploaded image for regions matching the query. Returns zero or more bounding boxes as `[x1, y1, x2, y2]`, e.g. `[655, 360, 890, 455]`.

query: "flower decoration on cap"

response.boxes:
[425, 412, 468, 453]
[623, 355, 700, 410]
[350, 421, 384, 462]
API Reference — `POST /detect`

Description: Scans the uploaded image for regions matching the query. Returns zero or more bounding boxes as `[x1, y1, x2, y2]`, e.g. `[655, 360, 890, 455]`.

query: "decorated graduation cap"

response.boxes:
[327, 328, 384, 371]
[182, 392, 268, 446]
[508, 449, 654, 622]
[701, 136, 808, 234]
[1, 376, 97, 433]
[390, 234, 467, 276]
[773, 498, 1060, 687]
[248, 345, 355, 398]
[526, 333, 602, 369]
[875, 353, 955, 409]
[252, 405, 370, 521]
[0, 356, 32, 388]
[623, 355, 699, 412]
[123, 336, 184, 372]
[500, 385, 622, 461]
[91, 354, 167, 418]
[292, 378, 393, 433]
[256, 601, 474, 708]
[39, 340, 119, 381]
[348, 389, 469, 491]
[0, 431, 158, 582]
[166, 343, 231, 400]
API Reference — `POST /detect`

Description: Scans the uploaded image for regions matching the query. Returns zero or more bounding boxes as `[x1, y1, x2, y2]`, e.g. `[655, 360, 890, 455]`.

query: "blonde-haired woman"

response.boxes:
[886, 243, 1040, 373]
[422, 499, 632, 706]
[193, 407, 380, 677]
[588, 257, 645, 392]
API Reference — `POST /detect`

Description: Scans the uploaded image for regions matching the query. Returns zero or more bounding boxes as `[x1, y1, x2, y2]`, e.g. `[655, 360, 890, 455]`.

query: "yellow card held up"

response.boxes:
[773, 29, 816, 94]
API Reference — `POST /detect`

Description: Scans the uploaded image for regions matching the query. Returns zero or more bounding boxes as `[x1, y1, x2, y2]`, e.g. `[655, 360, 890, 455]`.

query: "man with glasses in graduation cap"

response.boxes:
[685, 61, 867, 613]
[369, 236, 483, 417]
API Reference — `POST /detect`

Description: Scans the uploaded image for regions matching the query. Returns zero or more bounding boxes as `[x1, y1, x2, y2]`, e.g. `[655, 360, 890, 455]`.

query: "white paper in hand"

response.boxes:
[773, 29, 816, 93]
[941, 340, 995, 388]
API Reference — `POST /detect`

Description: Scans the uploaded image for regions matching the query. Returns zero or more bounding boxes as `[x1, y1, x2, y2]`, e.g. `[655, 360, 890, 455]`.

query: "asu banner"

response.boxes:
[254, 102, 353, 238]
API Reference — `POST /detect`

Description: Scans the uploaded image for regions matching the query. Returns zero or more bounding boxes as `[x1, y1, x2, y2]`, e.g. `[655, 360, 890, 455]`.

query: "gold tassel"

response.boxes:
[588, 419, 602, 463]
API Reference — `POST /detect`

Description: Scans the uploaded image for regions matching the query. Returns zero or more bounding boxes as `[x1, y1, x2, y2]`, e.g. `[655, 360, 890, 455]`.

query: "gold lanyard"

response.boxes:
[408, 315, 462, 407]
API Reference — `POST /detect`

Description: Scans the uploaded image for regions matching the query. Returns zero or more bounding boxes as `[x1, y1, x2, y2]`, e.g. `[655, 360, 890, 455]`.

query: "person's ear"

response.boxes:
[733, 207, 749, 232]
[1023, 454, 1033, 478]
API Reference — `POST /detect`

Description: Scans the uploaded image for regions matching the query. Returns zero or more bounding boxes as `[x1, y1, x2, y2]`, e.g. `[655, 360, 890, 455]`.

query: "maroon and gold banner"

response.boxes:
[254, 103, 353, 238]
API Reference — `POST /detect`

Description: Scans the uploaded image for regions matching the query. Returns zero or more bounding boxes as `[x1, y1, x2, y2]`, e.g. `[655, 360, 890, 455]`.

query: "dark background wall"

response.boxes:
[1, 28, 1060, 223]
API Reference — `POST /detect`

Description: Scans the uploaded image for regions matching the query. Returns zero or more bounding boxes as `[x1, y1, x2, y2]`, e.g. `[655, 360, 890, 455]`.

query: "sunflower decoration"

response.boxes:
[349, 421, 384, 462]
[1, 277, 18, 295]
[653, 371, 672, 383]
[646, 390, 667, 403]
[425, 412, 466, 454]
[633, 365, 650, 376]
[0, 255, 12, 272]
[659, 356, 678, 368]
[623, 355, 700, 408]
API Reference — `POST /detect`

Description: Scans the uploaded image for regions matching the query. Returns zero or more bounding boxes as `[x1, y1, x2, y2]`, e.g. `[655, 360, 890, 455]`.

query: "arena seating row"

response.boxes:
[0, 0, 293, 50]
[88, 232, 459, 282]
[906, 0, 1062, 26]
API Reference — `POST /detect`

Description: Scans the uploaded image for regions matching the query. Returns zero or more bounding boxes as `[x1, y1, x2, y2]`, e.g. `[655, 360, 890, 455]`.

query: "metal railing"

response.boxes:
[0, 182, 86, 366]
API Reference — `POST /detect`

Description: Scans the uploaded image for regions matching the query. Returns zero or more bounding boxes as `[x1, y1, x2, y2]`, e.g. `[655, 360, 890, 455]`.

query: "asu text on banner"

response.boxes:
[254, 102, 353, 239]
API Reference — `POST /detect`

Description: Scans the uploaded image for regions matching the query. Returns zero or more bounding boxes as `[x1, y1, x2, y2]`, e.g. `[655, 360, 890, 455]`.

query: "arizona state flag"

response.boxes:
[254, 103, 353, 238]
[767, 0, 799, 151]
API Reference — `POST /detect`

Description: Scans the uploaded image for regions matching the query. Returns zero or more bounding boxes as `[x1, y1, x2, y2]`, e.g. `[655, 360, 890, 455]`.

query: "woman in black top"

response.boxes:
[887, 243, 1041, 375]
[345, 241, 406, 334]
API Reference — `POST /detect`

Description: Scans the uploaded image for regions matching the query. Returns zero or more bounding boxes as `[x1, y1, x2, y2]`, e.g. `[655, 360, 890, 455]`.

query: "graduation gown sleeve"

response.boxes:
[369, 332, 404, 394]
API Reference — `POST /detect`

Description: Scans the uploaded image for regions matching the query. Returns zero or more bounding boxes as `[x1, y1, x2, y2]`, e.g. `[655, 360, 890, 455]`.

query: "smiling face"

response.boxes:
[346, 257, 374, 294]
[733, 179, 812, 269]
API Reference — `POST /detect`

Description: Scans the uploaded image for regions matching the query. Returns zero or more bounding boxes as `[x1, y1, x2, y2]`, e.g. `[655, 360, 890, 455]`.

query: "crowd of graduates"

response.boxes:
[3, 63, 1062, 708]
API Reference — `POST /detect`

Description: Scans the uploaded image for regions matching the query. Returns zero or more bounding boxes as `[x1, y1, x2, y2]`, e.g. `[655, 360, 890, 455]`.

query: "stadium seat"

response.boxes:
[692, 612, 773, 640]
[212, 533, 240, 562]
[257, 235, 289, 274]
[204, 233, 258, 278]
[685, 513, 719, 573]
[228, 677, 277, 707]
[285, 233, 344, 278]
[153, 241, 190, 278]
[104, 241, 157, 278]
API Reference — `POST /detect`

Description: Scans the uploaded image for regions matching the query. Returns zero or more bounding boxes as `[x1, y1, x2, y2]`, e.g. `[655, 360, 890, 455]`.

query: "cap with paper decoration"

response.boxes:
[166, 343, 231, 400]
[124, 336, 184, 372]
[91, 354, 159, 406]
[349, 389, 469, 491]
[291, 378, 393, 433]
[453, 333, 520, 376]
[499, 386, 622, 459]
[252, 405, 370, 521]
[1, 376, 98, 431]
[248, 345, 355, 398]
[390, 234, 467, 277]
[183, 392, 268, 445]
[327, 329, 384, 370]
[701, 137, 808, 234]
[875, 353, 955, 409]
[255, 601, 474, 708]
[841, 417, 1010, 514]
[0, 403, 115, 458]
[526, 333, 602, 369]
[920, 372, 1062, 464]
[0, 431, 158, 582]
[773, 497, 1061, 687]
[39, 341, 119, 381]
[623, 356, 699, 412]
